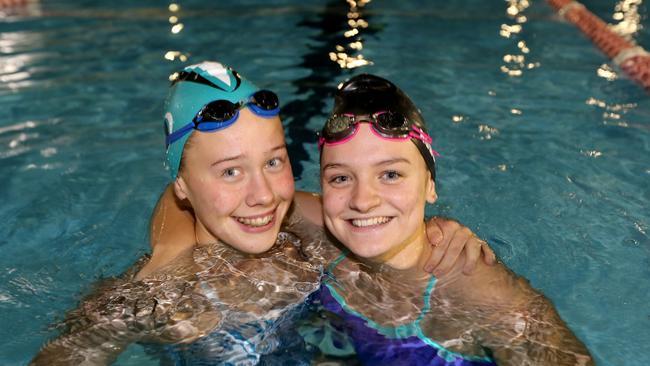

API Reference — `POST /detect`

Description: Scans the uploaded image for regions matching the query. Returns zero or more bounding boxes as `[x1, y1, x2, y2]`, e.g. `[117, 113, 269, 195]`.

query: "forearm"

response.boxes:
[33, 262, 215, 365]
[488, 293, 593, 365]
[32, 262, 151, 365]
[31, 326, 134, 366]
[447, 262, 592, 365]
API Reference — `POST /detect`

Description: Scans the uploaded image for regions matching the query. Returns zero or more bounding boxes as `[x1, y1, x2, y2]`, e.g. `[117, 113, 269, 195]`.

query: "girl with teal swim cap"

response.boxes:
[32, 62, 494, 365]
[316, 74, 594, 365]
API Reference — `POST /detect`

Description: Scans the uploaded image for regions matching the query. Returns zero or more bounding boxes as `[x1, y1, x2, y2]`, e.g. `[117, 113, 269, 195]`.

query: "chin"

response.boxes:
[244, 229, 282, 254]
[346, 242, 386, 260]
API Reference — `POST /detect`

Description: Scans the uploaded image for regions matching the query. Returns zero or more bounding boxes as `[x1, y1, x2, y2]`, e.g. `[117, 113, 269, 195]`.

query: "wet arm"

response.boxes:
[490, 292, 594, 365]
[288, 191, 343, 266]
[33, 259, 218, 365]
[452, 263, 594, 365]
[423, 217, 497, 275]
[31, 267, 151, 365]
[293, 191, 323, 226]
[31, 322, 139, 366]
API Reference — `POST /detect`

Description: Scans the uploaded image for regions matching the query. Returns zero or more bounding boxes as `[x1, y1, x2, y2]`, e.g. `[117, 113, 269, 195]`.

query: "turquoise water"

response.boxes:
[0, 0, 648, 364]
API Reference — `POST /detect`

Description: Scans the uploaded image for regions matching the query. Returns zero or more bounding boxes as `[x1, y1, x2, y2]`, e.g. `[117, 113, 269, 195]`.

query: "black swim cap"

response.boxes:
[331, 74, 436, 181]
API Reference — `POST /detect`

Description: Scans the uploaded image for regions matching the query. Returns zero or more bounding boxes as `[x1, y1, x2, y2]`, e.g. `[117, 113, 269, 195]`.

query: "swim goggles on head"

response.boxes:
[318, 111, 440, 181]
[318, 111, 438, 153]
[165, 89, 280, 147]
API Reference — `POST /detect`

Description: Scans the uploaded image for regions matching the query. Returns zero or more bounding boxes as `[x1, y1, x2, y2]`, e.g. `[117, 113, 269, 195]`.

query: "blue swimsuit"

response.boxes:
[319, 254, 497, 366]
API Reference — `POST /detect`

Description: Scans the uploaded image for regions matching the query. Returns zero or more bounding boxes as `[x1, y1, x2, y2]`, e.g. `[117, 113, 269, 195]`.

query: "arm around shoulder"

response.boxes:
[292, 191, 324, 227]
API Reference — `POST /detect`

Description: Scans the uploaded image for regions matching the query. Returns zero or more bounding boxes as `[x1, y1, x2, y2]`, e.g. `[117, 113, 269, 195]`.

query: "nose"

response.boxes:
[349, 180, 381, 213]
[246, 172, 274, 207]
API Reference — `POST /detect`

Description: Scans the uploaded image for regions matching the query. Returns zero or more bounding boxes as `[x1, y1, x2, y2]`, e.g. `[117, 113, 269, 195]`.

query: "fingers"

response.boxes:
[423, 217, 460, 273]
[425, 217, 444, 247]
[481, 239, 497, 265]
[434, 227, 472, 276]
[423, 217, 497, 275]
[462, 235, 484, 275]
[424, 240, 446, 273]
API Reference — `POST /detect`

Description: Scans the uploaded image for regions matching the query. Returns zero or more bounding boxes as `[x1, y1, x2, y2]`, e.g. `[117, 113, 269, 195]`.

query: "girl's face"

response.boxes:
[174, 108, 295, 254]
[320, 123, 437, 267]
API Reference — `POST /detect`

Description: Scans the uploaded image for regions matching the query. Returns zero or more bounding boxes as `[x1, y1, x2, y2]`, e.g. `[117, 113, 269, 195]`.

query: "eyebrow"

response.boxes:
[322, 158, 411, 171]
[321, 163, 344, 171]
[211, 154, 242, 167]
[269, 144, 287, 153]
[211, 144, 287, 167]
[375, 158, 412, 166]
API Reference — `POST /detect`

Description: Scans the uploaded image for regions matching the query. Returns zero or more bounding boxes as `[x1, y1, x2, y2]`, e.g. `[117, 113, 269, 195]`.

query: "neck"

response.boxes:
[194, 220, 217, 246]
[368, 223, 429, 273]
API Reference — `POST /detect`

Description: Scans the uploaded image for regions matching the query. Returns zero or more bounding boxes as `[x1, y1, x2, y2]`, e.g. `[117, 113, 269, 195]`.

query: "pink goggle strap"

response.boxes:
[318, 123, 441, 161]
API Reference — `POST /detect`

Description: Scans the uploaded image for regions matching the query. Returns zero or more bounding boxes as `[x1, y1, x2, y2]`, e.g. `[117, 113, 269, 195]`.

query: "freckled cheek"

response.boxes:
[196, 182, 243, 215]
[323, 191, 348, 219]
[274, 169, 295, 200]
[388, 192, 423, 215]
[213, 193, 241, 215]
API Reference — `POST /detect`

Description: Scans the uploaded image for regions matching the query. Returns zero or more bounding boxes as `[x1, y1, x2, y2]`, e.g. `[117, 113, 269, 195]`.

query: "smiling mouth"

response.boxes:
[349, 216, 392, 228]
[235, 214, 274, 227]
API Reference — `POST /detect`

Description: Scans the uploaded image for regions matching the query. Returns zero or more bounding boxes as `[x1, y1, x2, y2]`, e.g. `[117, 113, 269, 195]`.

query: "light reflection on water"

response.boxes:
[0, 1, 648, 365]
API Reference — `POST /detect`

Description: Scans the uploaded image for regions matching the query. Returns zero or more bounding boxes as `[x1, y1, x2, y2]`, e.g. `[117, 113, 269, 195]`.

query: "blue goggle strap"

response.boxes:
[166, 121, 195, 147]
[165, 97, 280, 147]
[248, 102, 280, 117]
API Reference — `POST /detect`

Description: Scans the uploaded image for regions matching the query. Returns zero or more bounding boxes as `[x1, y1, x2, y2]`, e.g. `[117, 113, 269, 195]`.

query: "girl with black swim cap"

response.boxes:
[317, 74, 594, 365]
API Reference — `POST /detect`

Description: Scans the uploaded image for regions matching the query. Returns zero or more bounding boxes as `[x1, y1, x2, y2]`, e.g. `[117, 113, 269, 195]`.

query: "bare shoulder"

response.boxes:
[149, 184, 196, 250]
[437, 257, 535, 306]
[135, 243, 196, 281]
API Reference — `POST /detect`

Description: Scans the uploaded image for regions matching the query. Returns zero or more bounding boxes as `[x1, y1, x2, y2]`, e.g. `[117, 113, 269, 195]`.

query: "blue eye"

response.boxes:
[382, 170, 402, 181]
[222, 168, 240, 178]
[330, 175, 349, 184]
[267, 157, 282, 168]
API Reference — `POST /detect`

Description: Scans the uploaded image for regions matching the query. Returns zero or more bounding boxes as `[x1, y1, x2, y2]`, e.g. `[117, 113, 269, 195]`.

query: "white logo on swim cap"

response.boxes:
[164, 112, 174, 134]
[164, 112, 174, 152]
[187, 61, 232, 87]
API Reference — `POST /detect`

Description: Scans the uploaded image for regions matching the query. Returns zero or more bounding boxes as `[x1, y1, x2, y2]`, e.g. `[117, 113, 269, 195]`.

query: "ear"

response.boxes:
[425, 176, 437, 204]
[173, 176, 190, 201]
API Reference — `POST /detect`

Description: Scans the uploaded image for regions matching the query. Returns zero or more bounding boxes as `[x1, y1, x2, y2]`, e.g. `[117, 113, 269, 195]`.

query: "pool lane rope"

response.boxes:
[0, 0, 30, 7]
[547, 0, 650, 91]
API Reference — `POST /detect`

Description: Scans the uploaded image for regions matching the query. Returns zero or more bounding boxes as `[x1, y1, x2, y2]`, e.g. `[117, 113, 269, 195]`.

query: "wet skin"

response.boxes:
[318, 124, 594, 365]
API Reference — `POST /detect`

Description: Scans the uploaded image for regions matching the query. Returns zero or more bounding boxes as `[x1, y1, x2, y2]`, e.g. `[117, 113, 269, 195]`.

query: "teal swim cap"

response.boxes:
[163, 61, 259, 179]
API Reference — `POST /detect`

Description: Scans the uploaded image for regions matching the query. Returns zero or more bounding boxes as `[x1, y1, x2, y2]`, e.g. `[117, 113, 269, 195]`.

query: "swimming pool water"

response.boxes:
[0, 0, 648, 364]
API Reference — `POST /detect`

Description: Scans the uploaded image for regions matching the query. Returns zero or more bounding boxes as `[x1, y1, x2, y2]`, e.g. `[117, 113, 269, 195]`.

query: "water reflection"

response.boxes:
[610, 0, 644, 37]
[164, 2, 188, 62]
[585, 97, 647, 130]
[0, 31, 42, 91]
[499, 0, 539, 77]
[328, 0, 373, 69]
[168, 2, 183, 34]
[282, 0, 376, 178]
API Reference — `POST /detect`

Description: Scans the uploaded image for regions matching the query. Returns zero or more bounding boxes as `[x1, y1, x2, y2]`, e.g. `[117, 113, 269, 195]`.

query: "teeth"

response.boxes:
[351, 217, 391, 227]
[237, 215, 273, 227]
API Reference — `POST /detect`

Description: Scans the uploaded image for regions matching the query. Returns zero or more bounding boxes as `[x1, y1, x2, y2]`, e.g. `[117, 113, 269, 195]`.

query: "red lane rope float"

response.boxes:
[0, 0, 29, 8]
[547, 0, 650, 91]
